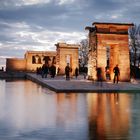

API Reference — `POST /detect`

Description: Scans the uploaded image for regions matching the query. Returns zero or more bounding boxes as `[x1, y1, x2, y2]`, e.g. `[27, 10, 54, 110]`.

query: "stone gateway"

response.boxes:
[86, 22, 134, 81]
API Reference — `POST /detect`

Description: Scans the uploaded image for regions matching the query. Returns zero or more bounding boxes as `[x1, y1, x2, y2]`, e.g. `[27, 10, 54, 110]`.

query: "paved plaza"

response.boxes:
[26, 73, 140, 93]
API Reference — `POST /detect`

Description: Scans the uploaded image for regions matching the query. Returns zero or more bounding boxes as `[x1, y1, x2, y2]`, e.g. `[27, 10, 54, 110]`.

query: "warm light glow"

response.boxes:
[87, 22, 132, 81]
[87, 93, 131, 139]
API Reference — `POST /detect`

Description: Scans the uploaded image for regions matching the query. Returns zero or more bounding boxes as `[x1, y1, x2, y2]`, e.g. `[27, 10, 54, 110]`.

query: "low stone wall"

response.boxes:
[6, 58, 26, 72]
[0, 71, 26, 79]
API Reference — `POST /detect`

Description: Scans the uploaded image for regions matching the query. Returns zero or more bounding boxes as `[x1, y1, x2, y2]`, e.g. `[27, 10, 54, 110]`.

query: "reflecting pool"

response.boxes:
[0, 79, 140, 140]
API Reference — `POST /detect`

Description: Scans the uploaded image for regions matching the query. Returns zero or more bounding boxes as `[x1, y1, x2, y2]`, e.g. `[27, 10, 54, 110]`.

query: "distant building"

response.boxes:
[6, 51, 56, 72]
[55, 43, 79, 75]
[6, 43, 79, 75]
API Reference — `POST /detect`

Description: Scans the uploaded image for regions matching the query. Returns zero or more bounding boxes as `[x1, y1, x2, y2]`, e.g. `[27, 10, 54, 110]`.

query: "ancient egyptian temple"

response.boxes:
[6, 22, 134, 80]
[6, 43, 79, 75]
[86, 22, 134, 81]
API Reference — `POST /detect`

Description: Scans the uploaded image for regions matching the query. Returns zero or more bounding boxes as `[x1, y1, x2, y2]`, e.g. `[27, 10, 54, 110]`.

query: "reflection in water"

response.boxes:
[0, 80, 140, 140]
[0, 80, 88, 140]
[87, 93, 130, 140]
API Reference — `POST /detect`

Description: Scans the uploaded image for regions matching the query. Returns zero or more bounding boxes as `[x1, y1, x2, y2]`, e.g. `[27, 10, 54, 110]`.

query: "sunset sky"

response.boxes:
[0, 0, 140, 65]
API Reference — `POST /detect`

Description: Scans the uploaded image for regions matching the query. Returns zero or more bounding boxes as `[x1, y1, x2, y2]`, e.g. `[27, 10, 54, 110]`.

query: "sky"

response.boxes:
[0, 0, 140, 66]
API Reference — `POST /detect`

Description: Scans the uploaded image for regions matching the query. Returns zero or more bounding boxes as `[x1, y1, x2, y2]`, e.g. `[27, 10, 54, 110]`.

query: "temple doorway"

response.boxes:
[55, 43, 79, 75]
[105, 46, 111, 80]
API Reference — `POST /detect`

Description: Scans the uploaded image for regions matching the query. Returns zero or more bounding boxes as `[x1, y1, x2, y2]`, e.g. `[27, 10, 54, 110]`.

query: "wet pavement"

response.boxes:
[26, 73, 140, 93]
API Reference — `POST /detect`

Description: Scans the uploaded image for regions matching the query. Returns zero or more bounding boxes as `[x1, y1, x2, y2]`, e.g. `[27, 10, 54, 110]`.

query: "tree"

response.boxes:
[129, 24, 140, 67]
[79, 39, 89, 67]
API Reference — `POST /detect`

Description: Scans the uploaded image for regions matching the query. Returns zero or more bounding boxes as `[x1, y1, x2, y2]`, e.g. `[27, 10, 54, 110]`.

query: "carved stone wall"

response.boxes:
[6, 43, 79, 74]
[25, 51, 56, 72]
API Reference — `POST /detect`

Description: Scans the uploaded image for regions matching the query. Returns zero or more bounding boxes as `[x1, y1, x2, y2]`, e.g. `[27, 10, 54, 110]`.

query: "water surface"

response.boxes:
[0, 79, 140, 140]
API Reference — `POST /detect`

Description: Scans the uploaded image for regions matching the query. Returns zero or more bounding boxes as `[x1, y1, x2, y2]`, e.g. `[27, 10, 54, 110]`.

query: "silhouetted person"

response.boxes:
[50, 64, 56, 78]
[36, 67, 39, 75]
[75, 67, 79, 79]
[1, 67, 4, 71]
[41, 63, 49, 78]
[36, 67, 42, 75]
[65, 63, 71, 80]
[96, 67, 103, 86]
[38, 67, 42, 75]
[57, 67, 60, 75]
[113, 65, 120, 83]
[105, 66, 110, 80]
[83, 67, 88, 79]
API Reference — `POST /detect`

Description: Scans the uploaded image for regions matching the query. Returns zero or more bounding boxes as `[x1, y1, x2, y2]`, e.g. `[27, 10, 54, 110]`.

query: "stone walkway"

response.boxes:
[26, 73, 140, 93]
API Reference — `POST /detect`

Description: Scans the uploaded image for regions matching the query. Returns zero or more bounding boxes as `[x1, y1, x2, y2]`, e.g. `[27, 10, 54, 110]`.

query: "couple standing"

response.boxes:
[97, 64, 120, 85]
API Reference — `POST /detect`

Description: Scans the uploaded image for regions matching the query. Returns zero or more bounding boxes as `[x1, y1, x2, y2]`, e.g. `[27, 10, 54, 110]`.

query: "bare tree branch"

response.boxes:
[129, 24, 140, 67]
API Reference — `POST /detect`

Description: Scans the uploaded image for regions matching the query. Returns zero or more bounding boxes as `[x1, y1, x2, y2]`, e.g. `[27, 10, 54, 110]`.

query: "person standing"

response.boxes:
[105, 66, 110, 80]
[113, 64, 120, 83]
[75, 67, 79, 79]
[96, 67, 103, 86]
[41, 64, 45, 78]
[65, 63, 71, 80]
[41, 63, 49, 78]
[50, 64, 56, 78]
[57, 67, 60, 75]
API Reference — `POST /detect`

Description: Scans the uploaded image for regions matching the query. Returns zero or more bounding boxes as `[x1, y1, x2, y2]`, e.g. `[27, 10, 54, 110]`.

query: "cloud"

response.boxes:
[57, 0, 75, 5]
[0, 21, 86, 59]
[22, 0, 51, 5]
[0, 0, 140, 66]
[0, 0, 78, 8]
[0, 0, 51, 8]
[0, 2, 79, 30]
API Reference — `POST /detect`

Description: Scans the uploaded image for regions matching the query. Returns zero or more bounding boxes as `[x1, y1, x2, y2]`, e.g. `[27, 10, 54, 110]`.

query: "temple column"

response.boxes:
[97, 43, 107, 80]
[118, 43, 130, 81]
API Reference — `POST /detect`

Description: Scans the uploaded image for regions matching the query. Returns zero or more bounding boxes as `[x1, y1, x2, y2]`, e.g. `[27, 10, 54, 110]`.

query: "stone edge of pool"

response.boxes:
[26, 73, 140, 93]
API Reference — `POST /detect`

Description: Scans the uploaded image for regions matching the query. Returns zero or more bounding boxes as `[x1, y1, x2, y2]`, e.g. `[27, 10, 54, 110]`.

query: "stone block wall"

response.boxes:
[6, 58, 26, 72]
[56, 43, 79, 75]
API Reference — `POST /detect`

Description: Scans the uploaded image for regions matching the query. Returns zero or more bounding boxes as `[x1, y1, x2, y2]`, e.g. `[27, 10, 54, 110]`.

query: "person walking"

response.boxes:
[113, 64, 120, 83]
[65, 63, 71, 80]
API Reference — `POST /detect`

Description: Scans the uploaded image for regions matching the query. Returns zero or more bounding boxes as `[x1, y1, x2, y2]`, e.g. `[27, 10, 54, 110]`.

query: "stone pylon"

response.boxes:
[86, 22, 134, 81]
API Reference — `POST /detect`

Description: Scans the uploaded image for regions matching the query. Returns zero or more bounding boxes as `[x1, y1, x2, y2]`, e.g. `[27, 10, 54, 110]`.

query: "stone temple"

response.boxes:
[86, 22, 133, 81]
[6, 43, 79, 75]
[6, 22, 133, 80]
